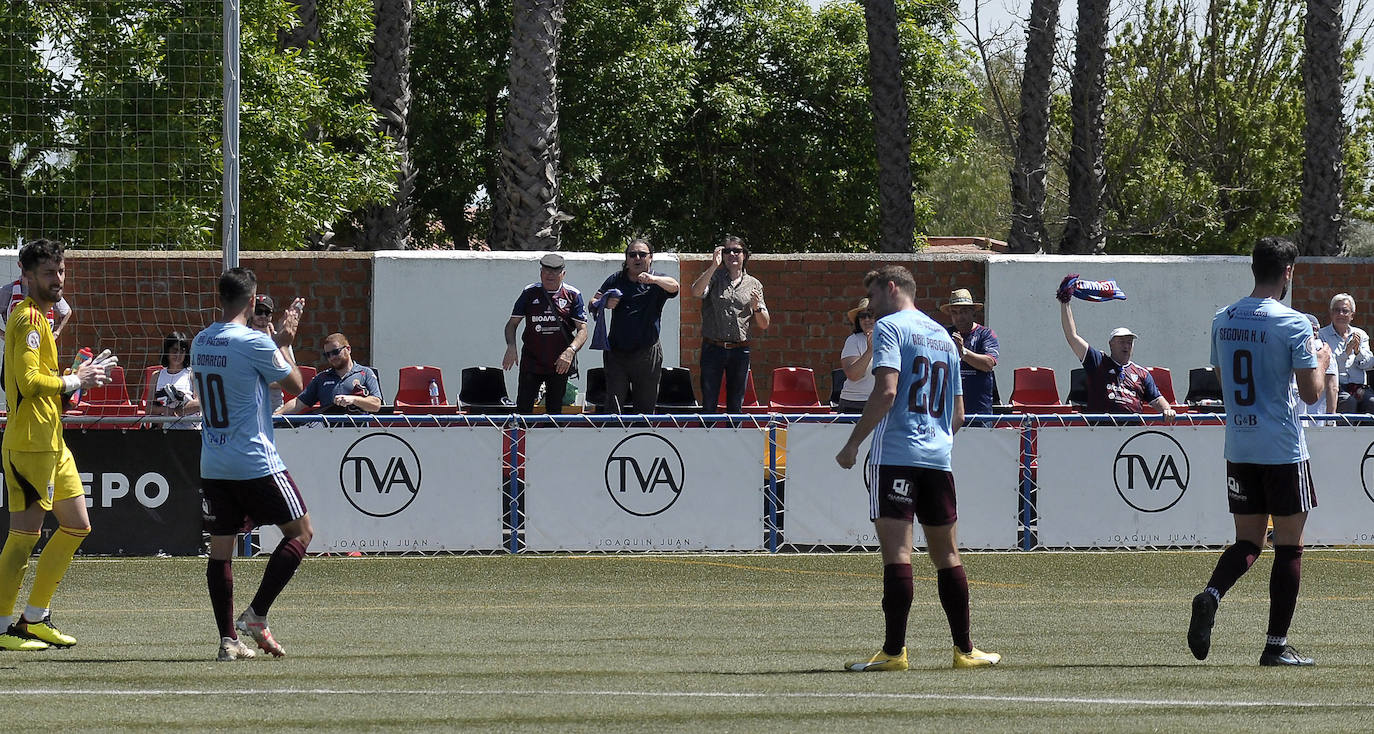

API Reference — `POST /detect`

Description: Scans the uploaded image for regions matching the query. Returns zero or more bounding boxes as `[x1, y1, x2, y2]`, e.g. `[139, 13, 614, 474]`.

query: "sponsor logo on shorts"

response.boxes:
[604, 432, 684, 516]
[1113, 430, 1190, 513]
[339, 433, 422, 517]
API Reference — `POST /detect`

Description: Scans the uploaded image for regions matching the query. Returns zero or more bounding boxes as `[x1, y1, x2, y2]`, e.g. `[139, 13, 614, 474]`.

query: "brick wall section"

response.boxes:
[679, 254, 990, 400]
[61, 251, 373, 399]
[1291, 258, 1374, 322]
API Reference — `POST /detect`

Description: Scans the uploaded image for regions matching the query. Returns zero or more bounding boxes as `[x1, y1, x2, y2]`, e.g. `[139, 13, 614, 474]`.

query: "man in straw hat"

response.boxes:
[940, 288, 999, 414]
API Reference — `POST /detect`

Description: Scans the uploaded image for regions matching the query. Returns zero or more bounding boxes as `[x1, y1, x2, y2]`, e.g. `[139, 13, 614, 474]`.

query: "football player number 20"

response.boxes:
[907, 356, 949, 417]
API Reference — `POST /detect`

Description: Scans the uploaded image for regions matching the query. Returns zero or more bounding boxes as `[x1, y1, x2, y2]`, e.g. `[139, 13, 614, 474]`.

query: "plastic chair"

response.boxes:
[1146, 366, 1188, 413]
[828, 368, 845, 410]
[394, 365, 462, 415]
[77, 365, 145, 428]
[716, 369, 770, 413]
[140, 365, 160, 410]
[284, 365, 317, 404]
[1185, 366, 1224, 408]
[656, 366, 701, 413]
[458, 366, 516, 414]
[769, 367, 829, 413]
[1066, 367, 1088, 408]
[1009, 366, 1074, 414]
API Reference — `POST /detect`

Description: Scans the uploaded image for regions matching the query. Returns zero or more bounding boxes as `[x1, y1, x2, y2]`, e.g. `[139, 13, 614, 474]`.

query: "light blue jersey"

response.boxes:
[1210, 297, 1318, 464]
[192, 321, 292, 480]
[871, 309, 962, 470]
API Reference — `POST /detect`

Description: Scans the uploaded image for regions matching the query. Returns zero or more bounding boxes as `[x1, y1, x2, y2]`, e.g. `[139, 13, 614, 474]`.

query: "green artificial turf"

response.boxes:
[1, 551, 1371, 732]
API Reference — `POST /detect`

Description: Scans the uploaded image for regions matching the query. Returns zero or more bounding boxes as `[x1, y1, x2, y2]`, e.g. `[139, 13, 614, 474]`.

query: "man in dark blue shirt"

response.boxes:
[593, 238, 680, 413]
[278, 332, 382, 414]
[941, 288, 999, 414]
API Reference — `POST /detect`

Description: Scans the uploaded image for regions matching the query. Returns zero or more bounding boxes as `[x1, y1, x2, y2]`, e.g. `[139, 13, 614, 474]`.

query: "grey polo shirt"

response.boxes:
[701, 269, 765, 343]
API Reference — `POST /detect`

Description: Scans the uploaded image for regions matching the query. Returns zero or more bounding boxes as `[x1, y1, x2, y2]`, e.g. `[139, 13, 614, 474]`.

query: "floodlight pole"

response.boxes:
[221, 0, 241, 270]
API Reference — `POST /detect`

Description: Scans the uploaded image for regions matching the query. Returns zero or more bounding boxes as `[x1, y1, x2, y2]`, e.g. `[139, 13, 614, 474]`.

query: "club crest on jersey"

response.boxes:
[25, 330, 39, 349]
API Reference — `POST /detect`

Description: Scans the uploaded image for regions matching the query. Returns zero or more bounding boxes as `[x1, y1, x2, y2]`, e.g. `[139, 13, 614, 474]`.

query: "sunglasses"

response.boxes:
[322, 346, 348, 358]
[723, 248, 744, 254]
[627, 251, 650, 259]
[254, 308, 273, 317]
[859, 311, 875, 319]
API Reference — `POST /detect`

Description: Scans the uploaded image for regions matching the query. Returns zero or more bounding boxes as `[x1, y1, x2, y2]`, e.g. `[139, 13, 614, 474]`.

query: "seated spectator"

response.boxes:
[144, 331, 201, 426]
[941, 287, 999, 414]
[1318, 293, 1374, 413]
[837, 298, 876, 412]
[278, 332, 382, 414]
[1300, 313, 1339, 423]
[1060, 299, 1175, 421]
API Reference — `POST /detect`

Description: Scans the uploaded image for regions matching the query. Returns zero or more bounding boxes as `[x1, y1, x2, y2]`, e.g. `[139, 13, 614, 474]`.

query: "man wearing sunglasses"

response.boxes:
[278, 333, 382, 414]
[592, 238, 680, 413]
[690, 235, 768, 412]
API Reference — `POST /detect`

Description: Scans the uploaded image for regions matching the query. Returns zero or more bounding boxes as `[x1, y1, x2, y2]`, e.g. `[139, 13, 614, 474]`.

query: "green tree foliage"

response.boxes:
[0, 0, 398, 250]
[1104, 0, 1374, 254]
[410, 0, 979, 252]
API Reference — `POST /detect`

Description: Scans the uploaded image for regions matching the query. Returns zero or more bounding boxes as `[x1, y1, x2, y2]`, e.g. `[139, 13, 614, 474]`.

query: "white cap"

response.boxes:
[1108, 327, 1138, 340]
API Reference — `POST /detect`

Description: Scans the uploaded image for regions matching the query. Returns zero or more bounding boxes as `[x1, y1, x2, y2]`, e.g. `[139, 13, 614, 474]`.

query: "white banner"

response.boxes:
[1037, 426, 1232, 547]
[782, 423, 1021, 549]
[265, 426, 506, 553]
[523, 426, 765, 551]
[1301, 427, 1374, 544]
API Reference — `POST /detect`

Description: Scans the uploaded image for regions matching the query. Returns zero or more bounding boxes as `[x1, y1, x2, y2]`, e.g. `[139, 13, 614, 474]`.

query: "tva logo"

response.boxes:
[339, 433, 422, 517]
[604, 433, 685, 516]
[1113, 430, 1189, 513]
[1361, 441, 1374, 505]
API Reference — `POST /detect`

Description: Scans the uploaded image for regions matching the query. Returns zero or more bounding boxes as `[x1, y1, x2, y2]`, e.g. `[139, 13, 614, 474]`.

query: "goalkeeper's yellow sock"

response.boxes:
[27, 526, 89, 612]
[0, 529, 41, 625]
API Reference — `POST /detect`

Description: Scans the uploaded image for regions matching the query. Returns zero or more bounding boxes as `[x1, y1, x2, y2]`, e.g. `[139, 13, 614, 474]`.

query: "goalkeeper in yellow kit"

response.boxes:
[0, 239, 114, 651]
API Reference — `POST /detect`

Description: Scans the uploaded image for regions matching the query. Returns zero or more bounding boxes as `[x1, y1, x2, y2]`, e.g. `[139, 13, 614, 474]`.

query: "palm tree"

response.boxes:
[362, 0, 416, 250]
[497, 0, 567, 251]
[1300, 0, 1344, 255]
[1061, 0, 1107, 254]
[1009, 0, 1059, 254]
[862, 0, 916, 253]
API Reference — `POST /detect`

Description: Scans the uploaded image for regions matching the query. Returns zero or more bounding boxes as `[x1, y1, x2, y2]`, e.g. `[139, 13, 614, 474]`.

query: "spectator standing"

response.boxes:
[593, 239, 680, 413]
[278, 333, 382, 414]
[1317, 293, 1374, 413]
[941, 288, 999, 414]
[691, 236, 769, 412]
[250, 295, 286, 412]
[838, 298, 876, 412]
[1, 276, 72, 338]
[502, 253, 589, 414]
[1059, 299, 1176, 421]
[144, 331, 202, 427]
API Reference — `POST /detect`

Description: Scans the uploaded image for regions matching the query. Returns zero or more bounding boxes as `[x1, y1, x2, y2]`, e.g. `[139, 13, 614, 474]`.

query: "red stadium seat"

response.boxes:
[768, 367, 829, 413]
[1146, 366, 1188, 414]
[284, 365, 317, 404]
[140, 365, 160, 409]
[716, 369, 770, 414]
[76, 365, 145, 428]
[1009, 367, 1075, 414]
[394, 365, 462, 414]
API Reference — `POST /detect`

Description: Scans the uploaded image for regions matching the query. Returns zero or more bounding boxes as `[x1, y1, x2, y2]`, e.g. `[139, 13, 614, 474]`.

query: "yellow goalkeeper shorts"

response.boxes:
[3, 446, 83, 512]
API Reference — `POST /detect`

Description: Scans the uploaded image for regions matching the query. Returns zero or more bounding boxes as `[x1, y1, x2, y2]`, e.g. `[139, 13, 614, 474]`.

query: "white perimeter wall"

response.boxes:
[371, 251, 681, 400]
[985, 255, 1261, 400]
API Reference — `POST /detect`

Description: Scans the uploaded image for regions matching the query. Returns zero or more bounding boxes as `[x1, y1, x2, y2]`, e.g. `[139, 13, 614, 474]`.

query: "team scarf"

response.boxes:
[1056, 274, 1127, 303]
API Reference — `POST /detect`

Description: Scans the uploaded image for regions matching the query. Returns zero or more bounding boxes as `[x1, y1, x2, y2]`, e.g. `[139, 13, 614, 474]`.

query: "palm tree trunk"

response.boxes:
[498, 0, 567, 251]
[1300, 0, 1344, 255]
[362, 0, 415, 250]
[1009, 0, 1059, 254]
[279, 0, 320, 50]
[1061, 0, 1108, 254]
[862, 0, 916, 253]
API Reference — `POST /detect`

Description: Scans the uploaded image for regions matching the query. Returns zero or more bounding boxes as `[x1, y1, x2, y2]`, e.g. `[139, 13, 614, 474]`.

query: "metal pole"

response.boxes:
[221, 0, 240, 270]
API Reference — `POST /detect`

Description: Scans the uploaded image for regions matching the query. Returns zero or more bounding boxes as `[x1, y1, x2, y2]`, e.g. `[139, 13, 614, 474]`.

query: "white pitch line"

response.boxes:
[3, 688, 1371, 709]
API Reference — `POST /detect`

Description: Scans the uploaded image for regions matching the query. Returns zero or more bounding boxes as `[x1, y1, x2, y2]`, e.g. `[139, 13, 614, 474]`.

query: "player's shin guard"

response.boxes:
[937, 565, 973, 653]
[881, 563, 913, 656]
[207, 559, 236, 639]
[1206, 539, 1261, 598]
[27, 526, 89, 610]
[0, 530, 41, 620]
[1267, 545, 1303, 639]
[249, 538, 306, 618]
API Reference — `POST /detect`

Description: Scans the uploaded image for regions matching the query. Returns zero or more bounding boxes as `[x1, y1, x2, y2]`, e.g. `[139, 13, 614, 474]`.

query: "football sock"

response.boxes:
[1205, 539, 1261, 598]
[207, 559, 236, 639]
[881, 563, 913, 656]
[249, 537, 307, 618]
[28, 525, 89, 611]
[1267, 544, 1302, 640]
[937, 565, 973, 654]
[0, 530, 41, 624]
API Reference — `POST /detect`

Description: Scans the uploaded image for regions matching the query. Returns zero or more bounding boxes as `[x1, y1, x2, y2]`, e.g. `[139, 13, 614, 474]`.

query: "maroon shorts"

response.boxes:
[201, 470, 308, 536]
[870, 465, 958, 526]
[1226, 461, 1316, 517]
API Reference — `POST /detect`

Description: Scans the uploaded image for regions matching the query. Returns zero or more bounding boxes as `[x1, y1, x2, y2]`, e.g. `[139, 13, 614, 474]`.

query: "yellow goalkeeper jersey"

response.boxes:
[3, 297, 66, 453]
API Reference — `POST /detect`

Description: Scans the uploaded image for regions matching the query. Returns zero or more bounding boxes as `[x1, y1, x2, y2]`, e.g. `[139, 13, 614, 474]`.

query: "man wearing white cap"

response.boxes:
[1060, 300, 1175, 419]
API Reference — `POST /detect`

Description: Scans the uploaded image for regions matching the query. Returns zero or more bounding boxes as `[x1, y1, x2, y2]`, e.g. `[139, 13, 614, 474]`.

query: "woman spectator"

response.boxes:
[837, 298, 877, 412]
[144, 331, 201, 426]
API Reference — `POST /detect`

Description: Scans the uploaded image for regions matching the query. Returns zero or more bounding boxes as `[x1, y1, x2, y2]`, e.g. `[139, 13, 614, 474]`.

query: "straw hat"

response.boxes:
[939, 288, 983, 314]
[846, 298, 871, 322]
